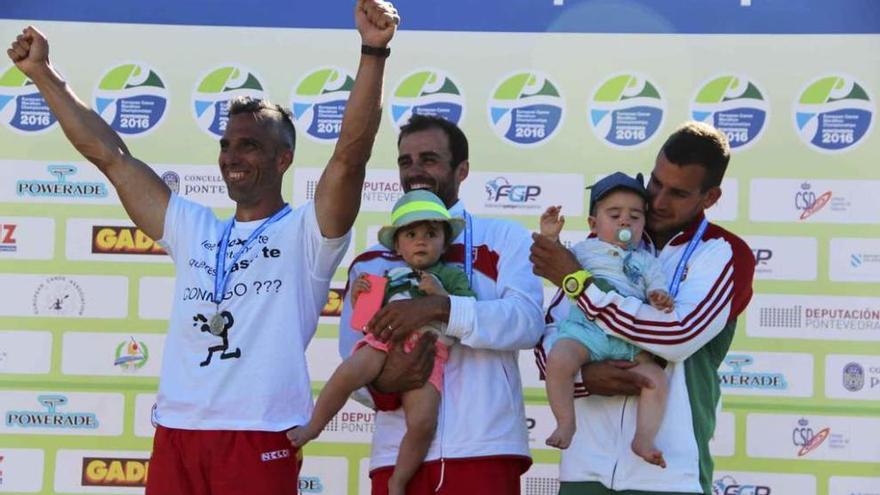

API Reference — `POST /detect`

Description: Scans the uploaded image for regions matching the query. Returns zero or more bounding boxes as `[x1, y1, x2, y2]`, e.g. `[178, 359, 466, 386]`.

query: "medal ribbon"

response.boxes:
[668, 217, 708, 298]
[212, 204, 292, 305]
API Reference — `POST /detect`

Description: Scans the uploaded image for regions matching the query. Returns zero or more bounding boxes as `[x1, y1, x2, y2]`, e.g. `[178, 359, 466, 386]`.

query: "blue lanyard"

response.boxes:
[668, 217, 708, 298]
[213, 204, 292, 305]
[463, 210, 473, 287]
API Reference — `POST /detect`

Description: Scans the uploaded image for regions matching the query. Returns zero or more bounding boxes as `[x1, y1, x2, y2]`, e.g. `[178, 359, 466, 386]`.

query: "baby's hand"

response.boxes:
[351, 273, 373, 305]
[539, 205, 565, 242]
[648, 290, 674, 313]
[418, 272, 448, 296]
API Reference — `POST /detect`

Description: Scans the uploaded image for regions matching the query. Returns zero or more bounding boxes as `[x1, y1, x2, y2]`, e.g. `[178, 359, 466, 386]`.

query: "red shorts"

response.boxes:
[369, 455, 530, 495]
[146, 425, 301, 495]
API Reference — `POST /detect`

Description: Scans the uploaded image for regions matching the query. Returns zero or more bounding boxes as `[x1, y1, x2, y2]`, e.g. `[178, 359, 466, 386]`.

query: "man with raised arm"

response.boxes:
[7, 2, 398, 494]
[531, 122, 755, 495]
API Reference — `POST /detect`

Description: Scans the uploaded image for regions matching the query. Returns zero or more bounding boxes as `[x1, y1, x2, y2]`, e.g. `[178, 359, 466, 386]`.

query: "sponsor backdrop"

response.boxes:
[1, 1, 879, 494]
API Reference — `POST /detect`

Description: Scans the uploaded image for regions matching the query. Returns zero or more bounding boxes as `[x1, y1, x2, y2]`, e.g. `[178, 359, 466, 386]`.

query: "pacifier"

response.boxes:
[616, 227, 633, 244]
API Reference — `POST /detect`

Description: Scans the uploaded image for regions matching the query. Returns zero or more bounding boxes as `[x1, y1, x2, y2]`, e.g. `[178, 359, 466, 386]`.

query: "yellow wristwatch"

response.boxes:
[562, 269, 591, 299]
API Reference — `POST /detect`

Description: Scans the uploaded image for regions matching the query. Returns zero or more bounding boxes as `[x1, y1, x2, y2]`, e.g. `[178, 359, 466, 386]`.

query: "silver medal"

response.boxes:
[208, 312, 225, 336]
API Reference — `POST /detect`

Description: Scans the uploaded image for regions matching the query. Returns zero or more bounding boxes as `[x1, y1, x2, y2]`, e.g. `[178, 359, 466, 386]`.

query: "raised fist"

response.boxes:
[6, 26, 50, 78]
[355, 0, 399, 48]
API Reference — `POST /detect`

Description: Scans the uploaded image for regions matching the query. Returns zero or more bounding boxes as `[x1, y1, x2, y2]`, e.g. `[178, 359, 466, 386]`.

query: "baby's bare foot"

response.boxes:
[545, 423, 576, 450]
[631, 435, 666, 468]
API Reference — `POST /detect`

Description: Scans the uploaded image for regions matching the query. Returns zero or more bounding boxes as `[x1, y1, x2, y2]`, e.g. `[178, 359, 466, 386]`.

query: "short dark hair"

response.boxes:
[397, 115, 468, 168]
[227, 96, 296, 152]
[660, 121, 730, 190]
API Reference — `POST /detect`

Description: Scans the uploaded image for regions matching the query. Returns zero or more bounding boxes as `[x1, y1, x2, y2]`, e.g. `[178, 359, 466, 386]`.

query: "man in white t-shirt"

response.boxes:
[7, 2, 399, 494]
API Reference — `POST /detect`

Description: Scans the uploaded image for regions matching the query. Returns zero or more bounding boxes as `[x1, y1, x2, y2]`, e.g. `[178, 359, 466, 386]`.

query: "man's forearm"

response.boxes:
[29, 64, 129, 170]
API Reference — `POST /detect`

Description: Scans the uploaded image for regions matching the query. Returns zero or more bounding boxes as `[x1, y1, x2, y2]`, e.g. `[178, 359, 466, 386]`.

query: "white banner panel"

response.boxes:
[1, 391, 124, 436]
[719, 351, 814, 397]
[138, 277, 175, 320]
[746, 294, 880, 341]
[54, 449, 150, 494]
[0, 216, 54, 260]
[825, 354, 880, 400]
[0, 331, 52, 375]
[829, 237, 880, 282]
[749, 178, 880, 224]
[746, 413, 880, 462]
[743, 235, 818, 281]
[61, 332, 165, 377]
[713, 471, 816, 495]
[0, 448, 44, 493]
[0, 274, 128, 319]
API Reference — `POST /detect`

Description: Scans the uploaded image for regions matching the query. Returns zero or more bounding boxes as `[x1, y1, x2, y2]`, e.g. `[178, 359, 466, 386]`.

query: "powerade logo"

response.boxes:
[794, 74, 874, 152]
[590, 73, 664, 148]
[794, 182, 831, 220]
[792, 417, 830, 457]
[113, 337, 149, 372]
[390, 69, 464, 129]
[16, 165, 108, 199]
[712, 476, 770, 495]
[94, 63, 168, 136]
[0, 64, 58, 134]
[691, 75, 768, 151]
[291, 67, 353, 142]
[719, 354, 787, 390]
[484, 177, 541, 210]
[192, 65, 265, 138]
[488, 71, 563, 147]
[5, 395, 98, 429]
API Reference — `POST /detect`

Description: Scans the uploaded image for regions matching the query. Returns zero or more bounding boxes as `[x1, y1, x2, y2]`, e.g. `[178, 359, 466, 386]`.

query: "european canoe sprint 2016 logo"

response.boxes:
[0, 64, 58, 134]
[589, 73, 665, 149]
[390, 69, 464, 130]
[192, 65, 265, 138]
[691, 75, 768, 151]
[794, 74, 874, 153]
[290, 67, 354, 143]
[488, 71, 563, 147]
[94, 63, 168, 136]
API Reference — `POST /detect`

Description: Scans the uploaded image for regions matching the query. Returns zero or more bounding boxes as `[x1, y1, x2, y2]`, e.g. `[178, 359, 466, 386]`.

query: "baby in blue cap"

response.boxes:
[540, 172, 673, 467]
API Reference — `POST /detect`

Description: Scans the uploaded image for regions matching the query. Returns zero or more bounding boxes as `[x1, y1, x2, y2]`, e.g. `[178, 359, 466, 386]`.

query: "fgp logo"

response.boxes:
[792, 417, 830, 456]
[590, 73, 665, 149]
[719, 354, 787, 390]
[113, 337, 149, 372]
[299, 476, 324, 493]
[752, 249, 772, 266]
[192, 65, 265, 138]
[390, 69, 465, 129]
[794, 74, 874, 152]
[488, 71, 564, 147]
[17, 165, 108, 199]
[0, 223, 16, 252]
[94, 63, 168, 136]
[92, 226, 166, 255]
[485, 177, 541, 207]
[291, 67, 354, 142]
[691, 75, 768, 151]
[842, 362, 865, 392]
[5, 395, 98, 429]
[82, 457, 149, 487]
[0, 64, 58, 134]
[712, 476, 771, 495]
[793, 182, 831, 220]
